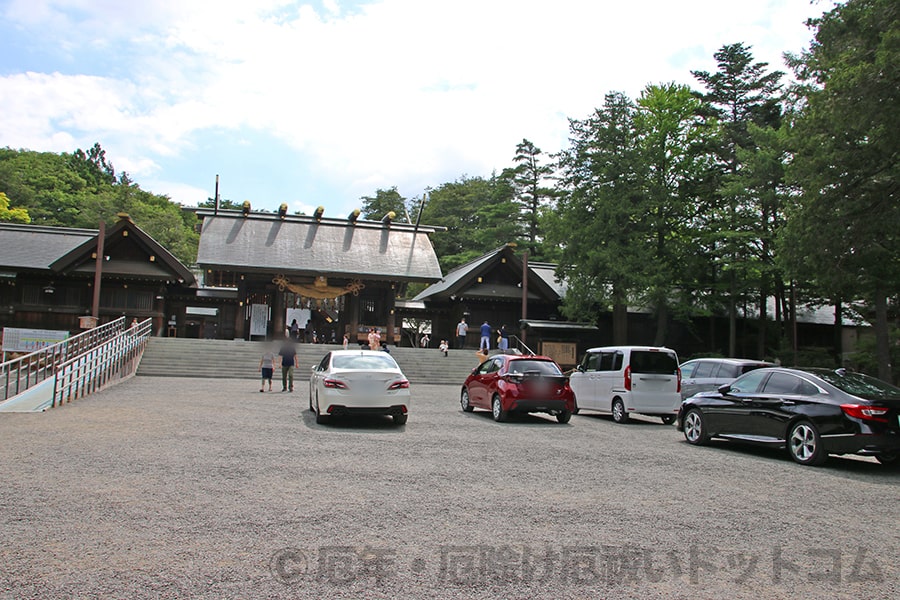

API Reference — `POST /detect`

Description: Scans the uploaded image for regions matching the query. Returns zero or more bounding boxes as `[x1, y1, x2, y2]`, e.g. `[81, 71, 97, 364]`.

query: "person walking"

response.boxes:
[342, 332, 350, 350]
[259, 346, 276, 392]
[456, 318, 468, 349]
[278, 338, 299, 392]
[480, 320, 491, 352]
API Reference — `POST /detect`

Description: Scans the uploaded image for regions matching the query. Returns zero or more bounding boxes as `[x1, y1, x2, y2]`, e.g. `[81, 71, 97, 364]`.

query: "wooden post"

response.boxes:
[521, 250, 528, 343]
[92, 221, 105, 318]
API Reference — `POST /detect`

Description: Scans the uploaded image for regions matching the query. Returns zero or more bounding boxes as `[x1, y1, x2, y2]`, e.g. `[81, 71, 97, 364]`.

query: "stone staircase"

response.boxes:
[136, 337, 482, 385]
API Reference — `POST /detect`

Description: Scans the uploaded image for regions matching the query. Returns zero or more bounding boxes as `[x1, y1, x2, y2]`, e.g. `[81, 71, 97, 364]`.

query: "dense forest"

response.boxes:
[1, 0, 897, 379]
[0, 143, 200, 265]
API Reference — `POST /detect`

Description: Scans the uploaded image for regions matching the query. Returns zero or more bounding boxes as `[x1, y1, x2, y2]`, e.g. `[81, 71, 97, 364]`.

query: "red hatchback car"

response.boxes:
[461, 354, 576, 423]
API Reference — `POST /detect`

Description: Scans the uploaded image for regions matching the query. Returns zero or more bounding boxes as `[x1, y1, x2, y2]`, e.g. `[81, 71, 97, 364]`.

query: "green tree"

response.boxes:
[633, 82, 710, 344]
[0, 191, 31, 223]
[692, 42, 785, 356]
[780, 0, 900, 381]
[500, 139, 555, 260]
[550, 92, 644, 344]
[0, 146, 200, 266]
[421, 175, 518, 272]
[360, 187, 409, 221]
[197, 197, 245, 211]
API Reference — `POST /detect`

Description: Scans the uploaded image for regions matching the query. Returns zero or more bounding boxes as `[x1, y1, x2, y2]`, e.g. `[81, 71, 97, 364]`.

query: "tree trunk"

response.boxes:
[833, 297, 843, 367]
[612, 283, 628, 345]
[758, 278, 768, 359]
[654, 300, 668, 347]
[728, 284, 737, 357]
[874, 286, 892, 383]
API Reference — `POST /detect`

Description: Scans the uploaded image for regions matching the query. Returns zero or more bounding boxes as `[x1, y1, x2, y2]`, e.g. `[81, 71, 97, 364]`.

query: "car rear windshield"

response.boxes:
[630, 351, 679, 375]
[507, 360, 563, 376]
[333, 354, 399, 370]
[814, 370, 900, 400]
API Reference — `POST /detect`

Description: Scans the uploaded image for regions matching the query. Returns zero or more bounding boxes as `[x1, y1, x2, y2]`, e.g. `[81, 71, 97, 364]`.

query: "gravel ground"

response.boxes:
[0, 375, 897, 599]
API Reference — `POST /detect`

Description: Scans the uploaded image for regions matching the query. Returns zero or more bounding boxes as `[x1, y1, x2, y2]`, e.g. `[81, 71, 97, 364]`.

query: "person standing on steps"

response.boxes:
[480, 320, 491, 352]
[278, 337, 299, 392]
[456, 318, 468, 349]
[498, 325, 509, 352]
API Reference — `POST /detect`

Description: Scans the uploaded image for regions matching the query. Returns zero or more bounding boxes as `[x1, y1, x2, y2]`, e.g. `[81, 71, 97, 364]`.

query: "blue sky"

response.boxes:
[0, 0, 832, 216]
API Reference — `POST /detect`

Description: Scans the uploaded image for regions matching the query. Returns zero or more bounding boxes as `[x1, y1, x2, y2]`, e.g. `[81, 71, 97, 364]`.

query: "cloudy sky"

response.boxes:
[0, 0, 831, 216]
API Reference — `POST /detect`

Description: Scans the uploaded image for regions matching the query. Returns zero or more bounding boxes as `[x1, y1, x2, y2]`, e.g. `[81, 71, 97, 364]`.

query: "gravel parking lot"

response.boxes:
[1, 376, 897, 599]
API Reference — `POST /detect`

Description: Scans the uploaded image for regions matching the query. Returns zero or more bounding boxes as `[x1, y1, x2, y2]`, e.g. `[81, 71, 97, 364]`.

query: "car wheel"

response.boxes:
[661, 415, 676, 425]
[875, 452, 899, 467]
[556, 410, 572, 424]
[682, 408, 709, 445]
[315, 399, 329, 425]
[393, 414, 408, 425]
[611, 398, 629, 423]
[460, 388, 474, 412]
[492, 394, 507, 422]
[787, 421, 827, 466]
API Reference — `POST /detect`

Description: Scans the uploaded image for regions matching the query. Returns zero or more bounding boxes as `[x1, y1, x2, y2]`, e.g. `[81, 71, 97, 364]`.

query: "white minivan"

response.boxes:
[569, 346, 681, 424]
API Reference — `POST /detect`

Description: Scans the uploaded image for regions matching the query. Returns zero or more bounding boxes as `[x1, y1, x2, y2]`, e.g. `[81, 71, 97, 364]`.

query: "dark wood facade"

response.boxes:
[193, 209, 443, 342]
[0, 216, 196, 337]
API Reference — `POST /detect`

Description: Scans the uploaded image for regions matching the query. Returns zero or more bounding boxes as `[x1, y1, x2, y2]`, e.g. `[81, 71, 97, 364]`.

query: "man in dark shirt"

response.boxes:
[279, 338, 299, 392]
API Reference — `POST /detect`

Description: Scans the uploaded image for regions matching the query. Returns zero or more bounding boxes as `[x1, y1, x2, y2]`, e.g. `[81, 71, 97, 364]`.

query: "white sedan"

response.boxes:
[308, 350, 410, 425]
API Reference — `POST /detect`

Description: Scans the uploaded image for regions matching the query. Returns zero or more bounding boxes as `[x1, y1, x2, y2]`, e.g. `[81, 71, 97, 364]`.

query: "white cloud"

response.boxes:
[0, 0, 830, 207]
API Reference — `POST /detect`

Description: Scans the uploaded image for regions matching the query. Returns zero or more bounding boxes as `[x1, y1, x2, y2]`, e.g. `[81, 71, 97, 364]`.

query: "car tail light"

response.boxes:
[840, 404, 890, 423]
[388, 379, 410, 390]
[624, 365, 632, 391]
[677, 367, 682, 393]
[323, 378, 348, 389]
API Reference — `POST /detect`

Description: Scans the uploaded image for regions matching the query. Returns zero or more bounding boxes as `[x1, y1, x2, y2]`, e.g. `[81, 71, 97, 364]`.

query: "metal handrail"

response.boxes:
[508, 335, 537, 356]
[1, 317, 126, 403]
[52, 319, 151, 408]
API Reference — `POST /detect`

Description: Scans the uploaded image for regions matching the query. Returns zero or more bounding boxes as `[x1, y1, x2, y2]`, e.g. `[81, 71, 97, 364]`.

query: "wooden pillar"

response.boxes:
[272, 288, 285, 340]
[386, 292, 396, 345]
[235, 281, 246, 340]
[349, 293, 360, 344]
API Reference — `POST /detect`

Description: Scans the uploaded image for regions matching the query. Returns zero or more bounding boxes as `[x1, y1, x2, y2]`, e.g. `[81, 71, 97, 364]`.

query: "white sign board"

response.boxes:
[2, 327, 70, 353]
[249, 304, 269, 337]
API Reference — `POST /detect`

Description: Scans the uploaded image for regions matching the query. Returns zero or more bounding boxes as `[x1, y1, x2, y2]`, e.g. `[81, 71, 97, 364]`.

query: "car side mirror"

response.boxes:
[717, 384, 732, 395]
[576, 365, 585, 373]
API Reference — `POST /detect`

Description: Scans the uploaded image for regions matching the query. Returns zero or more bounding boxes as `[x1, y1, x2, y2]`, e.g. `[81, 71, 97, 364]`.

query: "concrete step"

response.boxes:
[137, 337, 482, 385]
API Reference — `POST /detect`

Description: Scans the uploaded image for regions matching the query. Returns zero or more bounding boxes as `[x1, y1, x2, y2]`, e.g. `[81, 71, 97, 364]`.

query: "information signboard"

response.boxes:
[2, 327, 70, 353]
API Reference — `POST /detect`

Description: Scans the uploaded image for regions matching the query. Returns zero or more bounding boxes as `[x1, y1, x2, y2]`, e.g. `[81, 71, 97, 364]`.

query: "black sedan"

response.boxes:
[677, 367, 900, 466]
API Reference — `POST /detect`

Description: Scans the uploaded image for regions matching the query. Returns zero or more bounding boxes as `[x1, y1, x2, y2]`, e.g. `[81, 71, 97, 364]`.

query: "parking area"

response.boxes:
[0, 376, 896, 599]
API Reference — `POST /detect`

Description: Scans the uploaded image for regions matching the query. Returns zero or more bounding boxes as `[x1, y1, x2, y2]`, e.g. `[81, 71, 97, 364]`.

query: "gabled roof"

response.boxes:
[50, 216, 196, 286]
[196, 211, 443, 283]
[0, 223, 97, 270]
[413, 245, 561, 303]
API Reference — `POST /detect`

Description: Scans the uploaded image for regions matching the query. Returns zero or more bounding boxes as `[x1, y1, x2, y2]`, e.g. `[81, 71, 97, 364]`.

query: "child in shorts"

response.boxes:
[259, 348, 276, 392]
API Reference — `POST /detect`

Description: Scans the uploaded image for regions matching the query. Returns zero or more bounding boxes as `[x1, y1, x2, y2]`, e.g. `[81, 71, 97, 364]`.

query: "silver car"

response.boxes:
[679, 358, 774, 400]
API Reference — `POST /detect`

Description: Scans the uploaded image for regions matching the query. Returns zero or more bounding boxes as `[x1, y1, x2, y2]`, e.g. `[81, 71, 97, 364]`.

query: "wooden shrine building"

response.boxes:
[0, 215, 196, 336]
[194, 208, 443, 342]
